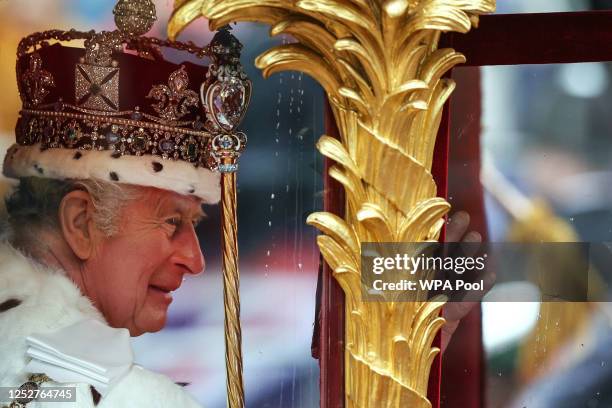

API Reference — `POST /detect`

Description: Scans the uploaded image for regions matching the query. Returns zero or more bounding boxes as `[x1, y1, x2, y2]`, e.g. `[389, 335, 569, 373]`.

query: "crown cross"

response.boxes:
[75, 64, 120, 111]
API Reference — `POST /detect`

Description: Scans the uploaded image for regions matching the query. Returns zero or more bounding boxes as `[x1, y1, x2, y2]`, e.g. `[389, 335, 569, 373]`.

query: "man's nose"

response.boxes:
[172, 224, 205, 275]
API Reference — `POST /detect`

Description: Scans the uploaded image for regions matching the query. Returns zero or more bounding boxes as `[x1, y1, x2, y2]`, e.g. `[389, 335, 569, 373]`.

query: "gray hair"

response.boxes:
[4, 177, 139, 251]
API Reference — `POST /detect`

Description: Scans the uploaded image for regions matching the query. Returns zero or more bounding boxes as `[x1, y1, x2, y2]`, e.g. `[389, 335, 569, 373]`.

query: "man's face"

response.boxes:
[83, 187, 206, 336]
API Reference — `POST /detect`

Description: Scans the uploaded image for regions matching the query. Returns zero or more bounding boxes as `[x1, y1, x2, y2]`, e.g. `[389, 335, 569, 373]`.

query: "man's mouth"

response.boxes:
[148, 282, 181, 303]
[149, 284, 173, 293]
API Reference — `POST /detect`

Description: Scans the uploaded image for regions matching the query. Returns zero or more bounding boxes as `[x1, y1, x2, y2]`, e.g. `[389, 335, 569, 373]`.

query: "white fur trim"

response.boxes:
[3, 144, 220, 203]
[0, 243, 106, 390]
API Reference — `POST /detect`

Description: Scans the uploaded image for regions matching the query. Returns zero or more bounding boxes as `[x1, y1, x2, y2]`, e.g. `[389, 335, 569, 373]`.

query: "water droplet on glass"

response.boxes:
[569, 217, 575, 222]
[601, 361, 606, 367]
[268, 220, 272, 227]
[271, 193, 275, 199]
[267, 250, 271, 256]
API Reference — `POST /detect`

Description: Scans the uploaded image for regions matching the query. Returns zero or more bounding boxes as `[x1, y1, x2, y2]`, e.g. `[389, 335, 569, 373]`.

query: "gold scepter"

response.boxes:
[204, 28, 252, 408]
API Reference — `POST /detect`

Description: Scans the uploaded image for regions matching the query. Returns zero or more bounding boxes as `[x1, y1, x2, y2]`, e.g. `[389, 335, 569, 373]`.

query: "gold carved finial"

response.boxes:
[169, 1, 495, 407]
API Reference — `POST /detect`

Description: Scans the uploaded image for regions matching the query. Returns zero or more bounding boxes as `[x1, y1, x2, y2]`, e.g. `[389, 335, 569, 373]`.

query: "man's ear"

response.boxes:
[58, 190, 96, 260]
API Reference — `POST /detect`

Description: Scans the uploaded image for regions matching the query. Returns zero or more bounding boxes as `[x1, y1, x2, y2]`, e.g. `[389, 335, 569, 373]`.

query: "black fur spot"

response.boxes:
[111, 151, 122, 159]
[0, 298, 22, 312]
[188, 186, 195, 194]
[109, 172, 119, 181]
[39, 145, 48, 152]
[73, 152, 82, 160]
[33, 164, 44, 175]
[90, 386, 101, 406]
[152, 162, 163, 172]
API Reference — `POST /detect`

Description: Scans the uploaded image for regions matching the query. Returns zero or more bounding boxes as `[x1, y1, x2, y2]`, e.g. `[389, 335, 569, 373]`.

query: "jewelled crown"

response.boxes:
[13, 0, 251, 175]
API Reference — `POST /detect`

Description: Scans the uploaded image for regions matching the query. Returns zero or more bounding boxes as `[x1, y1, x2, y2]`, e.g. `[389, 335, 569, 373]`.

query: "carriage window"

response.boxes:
[494, 0, 609, 14]
[473, 62, 612, 407]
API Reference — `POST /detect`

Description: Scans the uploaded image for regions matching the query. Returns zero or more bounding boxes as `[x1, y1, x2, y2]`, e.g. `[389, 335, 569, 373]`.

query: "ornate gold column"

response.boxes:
[170, 1, 495, 407]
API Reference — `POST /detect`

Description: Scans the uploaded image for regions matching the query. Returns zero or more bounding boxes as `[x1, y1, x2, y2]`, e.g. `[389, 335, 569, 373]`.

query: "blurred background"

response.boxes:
[0, 1, 324, 407]
[459, 1, 612, 407]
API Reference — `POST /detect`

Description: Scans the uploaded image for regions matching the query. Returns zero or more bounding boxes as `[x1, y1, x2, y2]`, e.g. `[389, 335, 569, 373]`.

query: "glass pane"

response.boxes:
[495, 0, 610, 14]
[478, 62, 612, 407]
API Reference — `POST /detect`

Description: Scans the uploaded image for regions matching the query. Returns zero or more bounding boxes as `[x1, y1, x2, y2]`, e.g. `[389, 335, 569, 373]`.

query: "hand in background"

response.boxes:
[440, 211, 494, 353]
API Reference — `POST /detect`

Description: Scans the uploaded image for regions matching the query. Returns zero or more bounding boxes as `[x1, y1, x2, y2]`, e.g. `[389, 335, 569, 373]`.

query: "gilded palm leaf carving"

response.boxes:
[169, 1, 494, 406]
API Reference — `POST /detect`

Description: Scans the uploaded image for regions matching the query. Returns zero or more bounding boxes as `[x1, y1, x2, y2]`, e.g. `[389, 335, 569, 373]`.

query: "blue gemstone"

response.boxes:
[160, 139, 175, 153]
[220, 137, 233, 149]
[218, 163, 238, 173]
[106, 131, 119, 144]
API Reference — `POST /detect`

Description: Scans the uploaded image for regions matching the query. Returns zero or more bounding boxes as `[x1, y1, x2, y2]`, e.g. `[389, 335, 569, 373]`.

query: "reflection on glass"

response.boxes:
[495, 0, 597, 14]
[480, 62, 612, 407]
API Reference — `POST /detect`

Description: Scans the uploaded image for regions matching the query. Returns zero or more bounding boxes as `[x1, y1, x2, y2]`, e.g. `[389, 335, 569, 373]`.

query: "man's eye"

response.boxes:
[166, 217, 181, 227]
